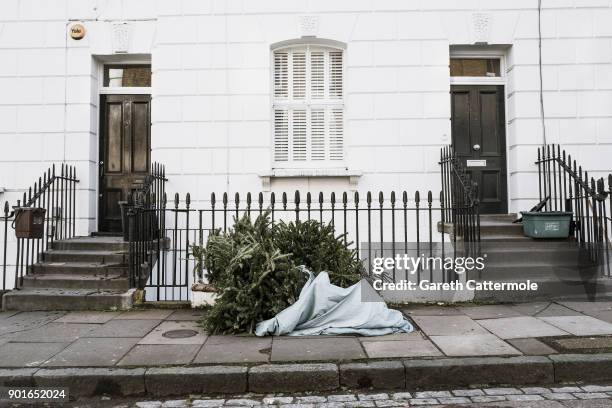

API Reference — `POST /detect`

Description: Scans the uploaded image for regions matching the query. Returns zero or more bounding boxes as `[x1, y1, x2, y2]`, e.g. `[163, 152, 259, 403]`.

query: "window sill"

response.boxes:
[259, 168, 362, 191]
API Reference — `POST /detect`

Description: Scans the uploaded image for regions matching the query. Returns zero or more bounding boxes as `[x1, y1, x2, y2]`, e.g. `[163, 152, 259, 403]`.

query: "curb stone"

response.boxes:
[403, 356, 553, 389]
[550, 353, 612, 383]
[145, 366, 247, 396]
[340, 361, 404, 389]
[33, 368, 145, 397]
[2, 354, 612, 396]
[0, 368, 37, 387]
[249, 363, 338, 393]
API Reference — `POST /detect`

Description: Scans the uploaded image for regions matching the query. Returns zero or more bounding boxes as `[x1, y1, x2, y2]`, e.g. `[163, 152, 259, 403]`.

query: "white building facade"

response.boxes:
[0, 0, 611, 236]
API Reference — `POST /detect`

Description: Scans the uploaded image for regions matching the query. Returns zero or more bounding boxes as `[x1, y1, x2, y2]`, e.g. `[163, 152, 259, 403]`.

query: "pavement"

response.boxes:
[1, 301, 612, 397]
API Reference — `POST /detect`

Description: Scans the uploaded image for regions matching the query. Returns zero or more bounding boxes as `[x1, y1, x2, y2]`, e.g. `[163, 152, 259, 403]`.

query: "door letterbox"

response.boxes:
[14, 208, 46, 239]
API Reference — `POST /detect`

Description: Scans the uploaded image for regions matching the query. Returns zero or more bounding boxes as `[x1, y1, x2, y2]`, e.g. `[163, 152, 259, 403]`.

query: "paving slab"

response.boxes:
[34, 367, 146, 397]
[43, 337, 139, 366]
[411, 315, 488, 336]
[401, 305, 464, 316]
[119, 344, 200, 366]
[361, 338, 441, 358]
[115, 310, 174, 320]
[558, 301, 612, 313]
[0, 311, 65, 335]
[145, 366, 247, 396]
[194, 335, 271, 364]
[165, 309, 205, 321]
[477, 316, 569, 339]
[430, 334, 521, 357]
[271, 337, 365, 362]
[249, 363, 338, 393]
[509, 302, 551, 316]
[54, 311, 121, 324]
[359, 332, 424, 341]
[84, 319, 161, 338]
[508, 338, 558, 355]
[0, 311, 19, 320]
[458, 305, 523, 319]
[340, 361, 404, 389]
[585, 310, 612, 323]
[534, 304, 584, 317]
[138, 321, 207, 345]
[0, 342, 68, 367]
[539, 315, 612, 336]
[10, 322, 99, 342]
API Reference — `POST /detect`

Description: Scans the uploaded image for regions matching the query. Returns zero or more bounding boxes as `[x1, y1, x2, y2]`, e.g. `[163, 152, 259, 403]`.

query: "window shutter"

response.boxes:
[292, 52, 306, 99]
[311, 109, 325, 161]
[273, 46, 344, 166]
[329, 108, 344, 160]
[329, 51, 343, 98]
[274, 52, 288, 97]
[274, 109, 288, 161]
[310, 51, 325, 99]
[292, 109, 307, 161]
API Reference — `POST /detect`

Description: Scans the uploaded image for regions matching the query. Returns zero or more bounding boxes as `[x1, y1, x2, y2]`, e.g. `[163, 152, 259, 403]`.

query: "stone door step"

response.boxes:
[2, 288, 134, 311]
[21, 273, 129, 291]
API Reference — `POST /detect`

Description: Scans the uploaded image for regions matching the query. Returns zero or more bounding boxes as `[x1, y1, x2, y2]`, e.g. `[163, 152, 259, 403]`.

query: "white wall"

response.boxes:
[0, 0, 610, 235]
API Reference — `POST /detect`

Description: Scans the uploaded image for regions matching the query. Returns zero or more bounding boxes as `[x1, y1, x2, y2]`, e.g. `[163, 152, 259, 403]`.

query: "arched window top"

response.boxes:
[270, 38, 347, 52]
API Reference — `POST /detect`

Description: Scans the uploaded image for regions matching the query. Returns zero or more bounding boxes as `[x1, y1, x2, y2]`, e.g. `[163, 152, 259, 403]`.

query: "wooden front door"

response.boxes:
[451, 85, 508, 214]
[99, 94, 151, 232]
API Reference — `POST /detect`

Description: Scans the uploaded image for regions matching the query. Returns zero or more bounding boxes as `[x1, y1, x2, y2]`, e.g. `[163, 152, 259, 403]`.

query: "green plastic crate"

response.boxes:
[520, 211, 573, 238]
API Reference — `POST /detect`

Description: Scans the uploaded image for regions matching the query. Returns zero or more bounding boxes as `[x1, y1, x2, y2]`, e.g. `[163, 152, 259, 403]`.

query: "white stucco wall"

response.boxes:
[0, 0, 610, 236]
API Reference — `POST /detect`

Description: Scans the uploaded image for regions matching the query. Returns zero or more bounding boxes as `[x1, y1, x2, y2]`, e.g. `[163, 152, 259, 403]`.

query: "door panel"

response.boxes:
[99, 94, 151, 233]
[451, 85, 507, 214]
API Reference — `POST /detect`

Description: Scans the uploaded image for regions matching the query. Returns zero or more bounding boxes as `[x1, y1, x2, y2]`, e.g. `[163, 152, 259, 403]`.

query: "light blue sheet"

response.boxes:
[255, 268, 413, 336]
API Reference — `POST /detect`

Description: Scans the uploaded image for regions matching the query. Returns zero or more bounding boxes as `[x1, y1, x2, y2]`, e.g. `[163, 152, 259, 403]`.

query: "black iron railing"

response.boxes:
[439, 146, 481, 257]
[130, 187, 462, 301]
[1, 164, 79, 290]
[126, 163, 167, 291]
[536, 144, 611, 273]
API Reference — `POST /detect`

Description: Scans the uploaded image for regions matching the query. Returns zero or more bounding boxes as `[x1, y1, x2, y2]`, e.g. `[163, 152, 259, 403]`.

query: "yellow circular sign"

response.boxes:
[70, 23, 86, 40]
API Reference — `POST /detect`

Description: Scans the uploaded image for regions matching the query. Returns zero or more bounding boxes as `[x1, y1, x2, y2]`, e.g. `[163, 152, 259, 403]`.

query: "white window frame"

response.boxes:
[271, 40, 346, 170]
[449, 49, 506, 86]
[98, 59, 152, 95]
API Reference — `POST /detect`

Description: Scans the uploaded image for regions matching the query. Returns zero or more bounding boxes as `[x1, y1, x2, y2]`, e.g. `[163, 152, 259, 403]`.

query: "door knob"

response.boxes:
[473, 144, 481, 151]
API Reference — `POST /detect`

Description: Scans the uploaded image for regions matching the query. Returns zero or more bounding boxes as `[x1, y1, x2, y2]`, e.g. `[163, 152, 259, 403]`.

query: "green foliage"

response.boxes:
[193, 211, 364, 334]
[273, 220, 364, 288]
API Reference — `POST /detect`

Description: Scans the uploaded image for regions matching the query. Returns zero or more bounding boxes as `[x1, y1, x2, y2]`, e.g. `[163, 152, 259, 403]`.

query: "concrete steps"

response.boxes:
[2, 236, 134, 311]
[472, 214, 610, 302]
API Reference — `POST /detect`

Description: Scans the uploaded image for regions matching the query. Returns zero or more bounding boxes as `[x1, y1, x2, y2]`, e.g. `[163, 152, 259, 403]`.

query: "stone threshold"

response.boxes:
[2, 354, 612, 398]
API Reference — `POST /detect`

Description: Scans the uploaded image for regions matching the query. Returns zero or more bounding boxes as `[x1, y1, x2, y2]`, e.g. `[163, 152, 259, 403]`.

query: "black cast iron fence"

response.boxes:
[126, 163, 167, 291]
[439, 145, 481, 256]
[1, 164, 79, 291]
[128, 187, 471, 301]
[536, 144, 611, 274]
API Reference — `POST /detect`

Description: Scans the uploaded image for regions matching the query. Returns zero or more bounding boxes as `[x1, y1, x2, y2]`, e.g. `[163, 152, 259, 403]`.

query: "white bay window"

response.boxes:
[273, 45, 345, 167]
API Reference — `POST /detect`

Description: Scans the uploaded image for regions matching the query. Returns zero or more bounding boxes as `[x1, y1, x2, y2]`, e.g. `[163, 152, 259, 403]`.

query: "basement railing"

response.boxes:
[439, 146, 481, 258]
[1, 164, 79, 291]
[127, 183, 470, 302]
[536, 144, 611, 275]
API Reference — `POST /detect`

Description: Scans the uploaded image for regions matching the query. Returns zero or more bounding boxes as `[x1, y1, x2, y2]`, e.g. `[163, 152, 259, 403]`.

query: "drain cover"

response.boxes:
[162, 329, 198, 339]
